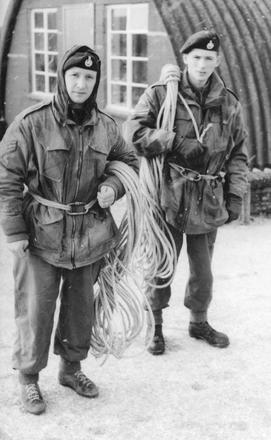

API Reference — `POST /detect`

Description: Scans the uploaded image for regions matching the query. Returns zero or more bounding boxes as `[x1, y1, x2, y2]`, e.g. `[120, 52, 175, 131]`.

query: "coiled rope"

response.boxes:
[139, 64, 180, 292]
[90, 160, 154, 361]
[90, 64, 182, 361]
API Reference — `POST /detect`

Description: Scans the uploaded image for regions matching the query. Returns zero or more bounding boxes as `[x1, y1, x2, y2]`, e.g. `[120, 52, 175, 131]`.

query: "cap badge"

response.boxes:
[206, 40, 214, 50]
[85, 56, 93, 67]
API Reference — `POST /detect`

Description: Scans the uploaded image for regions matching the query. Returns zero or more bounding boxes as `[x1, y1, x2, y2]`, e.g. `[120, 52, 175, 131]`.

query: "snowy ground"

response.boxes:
[0, 214, 271, 440]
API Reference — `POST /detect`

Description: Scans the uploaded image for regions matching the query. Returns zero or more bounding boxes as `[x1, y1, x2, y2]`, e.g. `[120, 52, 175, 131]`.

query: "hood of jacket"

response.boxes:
[53, 44, 101, 124]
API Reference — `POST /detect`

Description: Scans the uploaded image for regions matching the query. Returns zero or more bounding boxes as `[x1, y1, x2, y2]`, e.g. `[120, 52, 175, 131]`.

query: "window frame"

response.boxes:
[30, 8, 58, 97]
[107, 3, 149, 112]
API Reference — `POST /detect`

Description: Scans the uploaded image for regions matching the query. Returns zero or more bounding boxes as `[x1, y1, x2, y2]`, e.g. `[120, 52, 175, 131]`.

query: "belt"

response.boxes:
[29, 192, 97, 216]
[168, 163, 225, 183]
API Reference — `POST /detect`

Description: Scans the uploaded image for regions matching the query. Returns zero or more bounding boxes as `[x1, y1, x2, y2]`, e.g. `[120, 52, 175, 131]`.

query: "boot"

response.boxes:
[189, 321, 230, 348]
[147, 324, 165, 355]
[58, 359, 99, 398]
[21, 382, 46, 415]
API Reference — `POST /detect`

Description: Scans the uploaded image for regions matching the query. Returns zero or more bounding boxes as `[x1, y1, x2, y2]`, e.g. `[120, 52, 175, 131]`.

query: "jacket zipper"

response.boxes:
[71, 127, 84, 268]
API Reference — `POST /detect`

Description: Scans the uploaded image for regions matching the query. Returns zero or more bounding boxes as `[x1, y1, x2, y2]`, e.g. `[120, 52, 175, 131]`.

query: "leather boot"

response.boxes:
[147, 324, 165, 355]
[189, 321, 230, 348]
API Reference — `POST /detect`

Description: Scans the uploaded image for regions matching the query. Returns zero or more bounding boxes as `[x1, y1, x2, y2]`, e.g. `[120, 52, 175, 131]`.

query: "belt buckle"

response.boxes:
[67, 201, 87, 215]
[184, 168, 201, 182]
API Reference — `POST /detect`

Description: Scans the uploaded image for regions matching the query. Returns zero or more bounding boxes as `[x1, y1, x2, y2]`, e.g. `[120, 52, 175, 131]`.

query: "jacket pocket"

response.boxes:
[202, 180, 228, 226]
[29, 204, 64, 251]
[75, 209, 120, 261]
[85, 144, 108, 181]
[41, 149, 68, 183]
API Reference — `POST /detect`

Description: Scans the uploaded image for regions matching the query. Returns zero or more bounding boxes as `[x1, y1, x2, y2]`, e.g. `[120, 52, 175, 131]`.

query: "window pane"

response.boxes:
[49, 76, 57, 93]
[35, 53, 45, 71]
[34, 13, 44, 28]
[112, 59, 127, 81]
[130, 5, 148, 31]
[48, 33, 57, 51]
[48, 12, 57, 30]
[36, 74, 45, 92]
[111, 84, 127, 106]
[48, 54, 58, 73]
[132, 34, 147, 57]
[111, 8, 126, 31]
[132, 61, 147, 83]
[132, 86, 146, 107]
[34, 33, 44, 50]
[111, 34, 126, 56]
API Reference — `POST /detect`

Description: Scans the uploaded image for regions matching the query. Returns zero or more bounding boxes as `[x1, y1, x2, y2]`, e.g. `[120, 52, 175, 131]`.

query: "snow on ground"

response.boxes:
[0, 216, 271, 440]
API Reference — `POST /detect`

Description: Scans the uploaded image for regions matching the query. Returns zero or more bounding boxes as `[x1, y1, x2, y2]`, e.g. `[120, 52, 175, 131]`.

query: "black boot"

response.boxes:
[147, 324, 165, 355]
[189, 321, 230, 348]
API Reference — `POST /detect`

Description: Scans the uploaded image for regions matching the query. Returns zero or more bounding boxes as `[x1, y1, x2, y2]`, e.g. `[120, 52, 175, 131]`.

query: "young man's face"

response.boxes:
[64, 67, 97, 104]
[183, 49, 220, 88]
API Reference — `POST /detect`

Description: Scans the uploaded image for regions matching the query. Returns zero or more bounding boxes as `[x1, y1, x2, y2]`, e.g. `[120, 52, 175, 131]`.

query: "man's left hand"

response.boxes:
[97, 185, 115, 208]
[225, 193, 242, 223]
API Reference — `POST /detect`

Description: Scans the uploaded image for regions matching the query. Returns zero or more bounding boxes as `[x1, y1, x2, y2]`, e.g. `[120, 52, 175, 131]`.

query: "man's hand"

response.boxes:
[225, 193, 242, 224]
[97, 185, 115, 208]
[7, 240, 29, 257]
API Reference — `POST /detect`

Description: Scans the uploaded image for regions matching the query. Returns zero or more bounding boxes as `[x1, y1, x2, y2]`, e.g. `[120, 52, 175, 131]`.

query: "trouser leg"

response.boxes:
[184, 230, 217, 314]
[13, 252, 61, 375]
[147, 224, 183, 324]
[54, 260, 101, 363]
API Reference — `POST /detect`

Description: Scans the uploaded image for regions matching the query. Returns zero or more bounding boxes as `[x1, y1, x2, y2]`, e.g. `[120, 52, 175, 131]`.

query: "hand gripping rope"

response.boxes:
[90, 160, 154, 361]
[139, 64, 180, 294]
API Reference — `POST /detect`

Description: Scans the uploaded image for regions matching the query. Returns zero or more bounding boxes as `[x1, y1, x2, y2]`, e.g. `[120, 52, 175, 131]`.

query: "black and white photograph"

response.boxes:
[0, 1, 270, 439]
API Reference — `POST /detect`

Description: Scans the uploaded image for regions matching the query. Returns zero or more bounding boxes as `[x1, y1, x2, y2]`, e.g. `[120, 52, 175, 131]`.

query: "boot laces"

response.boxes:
[25, 383, 41, 402]
[74, 371, 93, 388]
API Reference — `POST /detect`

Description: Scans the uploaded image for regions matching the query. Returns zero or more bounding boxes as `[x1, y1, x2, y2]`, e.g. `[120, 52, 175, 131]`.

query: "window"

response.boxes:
[107, 4, 148, 111]
[31, 9, 58, 95]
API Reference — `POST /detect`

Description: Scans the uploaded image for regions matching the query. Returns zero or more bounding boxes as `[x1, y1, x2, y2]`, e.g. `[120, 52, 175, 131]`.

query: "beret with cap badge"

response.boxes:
[63, 50, 100, 72]
[180, 30, 220, 54]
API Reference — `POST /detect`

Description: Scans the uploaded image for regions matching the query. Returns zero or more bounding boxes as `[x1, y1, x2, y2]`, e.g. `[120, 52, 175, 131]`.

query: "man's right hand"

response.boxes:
[7, 240, 29, 257]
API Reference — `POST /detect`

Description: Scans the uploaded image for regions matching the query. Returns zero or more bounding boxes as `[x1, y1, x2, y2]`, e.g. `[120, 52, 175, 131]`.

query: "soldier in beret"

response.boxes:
[125, 30, 248, 355]
[0, 45, 138, 414]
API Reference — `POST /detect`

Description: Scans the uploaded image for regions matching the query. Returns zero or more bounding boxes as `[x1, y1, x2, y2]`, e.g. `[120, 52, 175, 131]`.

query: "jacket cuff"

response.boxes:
[98, 177, 124, 200]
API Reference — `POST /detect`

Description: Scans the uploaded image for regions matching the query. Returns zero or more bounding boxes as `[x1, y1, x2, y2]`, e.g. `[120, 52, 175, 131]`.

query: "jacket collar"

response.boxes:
[181, 68, 227, 107]
[52, 99, 100, 127]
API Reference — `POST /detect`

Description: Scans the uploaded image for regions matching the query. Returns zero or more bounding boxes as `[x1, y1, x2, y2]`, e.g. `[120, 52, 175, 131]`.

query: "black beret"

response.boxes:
[180, 30, 220, 54]
[63, 50, 100, 72]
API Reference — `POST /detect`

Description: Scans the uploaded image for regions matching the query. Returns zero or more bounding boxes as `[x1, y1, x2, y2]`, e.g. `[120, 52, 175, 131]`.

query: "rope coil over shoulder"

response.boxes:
[139, 64, 180, 293]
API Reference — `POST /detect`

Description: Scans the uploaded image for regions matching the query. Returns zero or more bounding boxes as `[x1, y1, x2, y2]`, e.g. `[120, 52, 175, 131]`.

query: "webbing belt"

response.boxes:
[29, 192, 97, 215]
[168, 162, 224, 183]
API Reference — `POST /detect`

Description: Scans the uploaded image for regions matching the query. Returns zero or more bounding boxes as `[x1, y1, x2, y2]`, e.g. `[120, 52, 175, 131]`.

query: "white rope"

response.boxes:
[139, 64, 180, 294]
[90, 161, 154, 362]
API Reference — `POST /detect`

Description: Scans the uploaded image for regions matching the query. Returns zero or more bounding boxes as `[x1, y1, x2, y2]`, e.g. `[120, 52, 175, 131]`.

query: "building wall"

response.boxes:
[94, 0, 175, 125]
[5, 0, 176, 127]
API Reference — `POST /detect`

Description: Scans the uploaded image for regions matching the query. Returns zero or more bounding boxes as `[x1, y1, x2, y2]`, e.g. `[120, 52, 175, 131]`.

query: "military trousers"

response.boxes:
[147, 224, 217, 314]
[12, 251, 101, 375]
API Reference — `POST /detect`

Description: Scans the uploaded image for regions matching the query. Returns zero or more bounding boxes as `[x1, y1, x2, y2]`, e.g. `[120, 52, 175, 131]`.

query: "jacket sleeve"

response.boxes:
[225, 101, 248, 198]
[100, 119, 140, 200]
[0, 118, 30, 242]
[123, 85, 176, 158]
